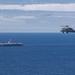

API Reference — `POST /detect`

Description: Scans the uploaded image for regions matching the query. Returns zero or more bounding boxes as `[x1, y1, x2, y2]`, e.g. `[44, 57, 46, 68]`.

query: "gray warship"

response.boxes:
[0, 39, 23, 46]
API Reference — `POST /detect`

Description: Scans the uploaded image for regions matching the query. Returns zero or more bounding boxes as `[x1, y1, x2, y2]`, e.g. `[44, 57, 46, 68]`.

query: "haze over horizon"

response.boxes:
[0, 0, 75, 32]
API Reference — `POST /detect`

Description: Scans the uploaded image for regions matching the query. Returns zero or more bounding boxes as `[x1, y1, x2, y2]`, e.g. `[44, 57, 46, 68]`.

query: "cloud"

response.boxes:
[51, 16, 75, 18]
[0, 15, 36, 21]
[13, 16, 36, 20]
[0, 3, 75, 11]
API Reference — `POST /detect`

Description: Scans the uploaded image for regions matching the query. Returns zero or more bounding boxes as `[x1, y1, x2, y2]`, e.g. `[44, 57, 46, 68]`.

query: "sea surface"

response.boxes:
[0, 33, 75, 75]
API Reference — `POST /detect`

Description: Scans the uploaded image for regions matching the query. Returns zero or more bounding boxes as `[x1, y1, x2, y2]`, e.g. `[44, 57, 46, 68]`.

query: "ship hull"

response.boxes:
[0, 44, 23, 46]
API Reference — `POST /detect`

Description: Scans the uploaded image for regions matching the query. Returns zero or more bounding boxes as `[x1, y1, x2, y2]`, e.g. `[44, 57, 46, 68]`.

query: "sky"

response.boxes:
[0, 0, 75, 32]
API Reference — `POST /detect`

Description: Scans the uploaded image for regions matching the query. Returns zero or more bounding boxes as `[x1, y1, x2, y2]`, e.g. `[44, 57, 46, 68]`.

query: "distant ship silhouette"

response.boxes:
[0, 39, 23, 46]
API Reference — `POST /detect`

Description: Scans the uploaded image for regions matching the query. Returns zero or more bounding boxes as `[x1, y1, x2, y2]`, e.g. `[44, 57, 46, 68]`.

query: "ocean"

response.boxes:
[0, 33, 75, 75]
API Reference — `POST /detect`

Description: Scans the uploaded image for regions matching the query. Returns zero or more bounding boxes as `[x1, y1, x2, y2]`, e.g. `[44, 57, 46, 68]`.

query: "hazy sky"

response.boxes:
[0, 0, 75, 32]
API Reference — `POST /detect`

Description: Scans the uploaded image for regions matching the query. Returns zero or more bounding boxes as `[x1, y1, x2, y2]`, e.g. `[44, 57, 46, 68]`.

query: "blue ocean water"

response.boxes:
[0, 33, 75, 75]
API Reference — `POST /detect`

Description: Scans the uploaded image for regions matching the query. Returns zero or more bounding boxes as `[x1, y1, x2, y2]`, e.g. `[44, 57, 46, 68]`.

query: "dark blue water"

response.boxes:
[0, 33, 75, 75]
